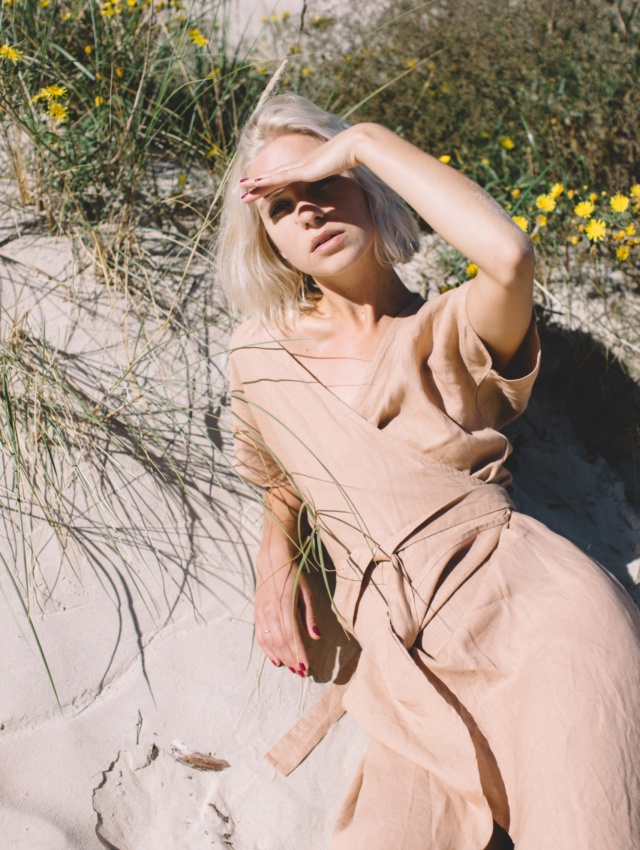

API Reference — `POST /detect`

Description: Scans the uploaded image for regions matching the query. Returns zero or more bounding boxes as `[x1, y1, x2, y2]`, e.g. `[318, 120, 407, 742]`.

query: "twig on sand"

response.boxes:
[170, 739, 230, 771]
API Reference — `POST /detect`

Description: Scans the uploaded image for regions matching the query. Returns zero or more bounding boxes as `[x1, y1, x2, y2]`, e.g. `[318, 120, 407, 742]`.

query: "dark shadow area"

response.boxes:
[534, 317, 640, 506]
[504, 315, 640, 599]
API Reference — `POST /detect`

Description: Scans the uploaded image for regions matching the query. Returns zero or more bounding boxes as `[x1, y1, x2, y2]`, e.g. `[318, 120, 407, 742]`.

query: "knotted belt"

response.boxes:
[266, 483, 513, 776]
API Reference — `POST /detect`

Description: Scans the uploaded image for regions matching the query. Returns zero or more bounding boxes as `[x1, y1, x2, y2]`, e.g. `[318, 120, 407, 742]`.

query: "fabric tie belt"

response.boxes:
[266, 483, 513, 776]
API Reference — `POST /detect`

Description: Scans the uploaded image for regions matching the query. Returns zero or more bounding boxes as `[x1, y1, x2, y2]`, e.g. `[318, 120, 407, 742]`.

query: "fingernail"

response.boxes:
[254, 177, 262, 182]
[312, 626, 321, 637]
[288, 667, 296, 673]
[297, 670, 305, 677]
[240, 192, 249, 199]
[239, 177, 248, 183]
[299, 662, 306, 672]
[271, 659, 278, 666]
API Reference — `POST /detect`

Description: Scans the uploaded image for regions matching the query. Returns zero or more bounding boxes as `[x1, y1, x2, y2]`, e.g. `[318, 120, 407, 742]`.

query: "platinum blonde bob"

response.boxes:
[215, 93, 420, 325]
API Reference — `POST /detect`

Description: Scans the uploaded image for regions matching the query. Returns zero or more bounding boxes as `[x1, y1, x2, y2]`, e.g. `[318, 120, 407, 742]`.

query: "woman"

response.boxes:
[218, 94, 640, 849]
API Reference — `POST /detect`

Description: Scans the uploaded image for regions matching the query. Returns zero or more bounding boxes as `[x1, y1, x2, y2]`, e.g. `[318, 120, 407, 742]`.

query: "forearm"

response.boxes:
[256, 484, 304, 581]
[352, 123, 533, 285]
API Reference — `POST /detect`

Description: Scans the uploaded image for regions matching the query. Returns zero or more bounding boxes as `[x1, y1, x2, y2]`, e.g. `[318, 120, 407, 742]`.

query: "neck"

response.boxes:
[312, 258, 414, 325]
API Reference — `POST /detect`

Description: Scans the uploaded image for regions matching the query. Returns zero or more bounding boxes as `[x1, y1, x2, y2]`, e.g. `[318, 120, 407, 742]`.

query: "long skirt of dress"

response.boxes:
[330, 512, 640, 850]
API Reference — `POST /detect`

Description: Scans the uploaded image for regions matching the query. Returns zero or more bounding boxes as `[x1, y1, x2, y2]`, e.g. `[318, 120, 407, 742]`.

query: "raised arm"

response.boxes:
[240, 123, 535, 373]
[354, 124, 535, 373]
[255, 484, 319, 676]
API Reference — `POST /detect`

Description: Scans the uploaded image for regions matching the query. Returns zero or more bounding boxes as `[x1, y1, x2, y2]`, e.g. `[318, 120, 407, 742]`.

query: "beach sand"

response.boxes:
[0, 171, 638, 849]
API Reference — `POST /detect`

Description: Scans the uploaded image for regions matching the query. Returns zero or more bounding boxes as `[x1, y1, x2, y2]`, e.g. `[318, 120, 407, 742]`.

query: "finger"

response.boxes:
[258, 614, 307, 675]
[298, 581, 321, 642]
[281, 612, 309, 676]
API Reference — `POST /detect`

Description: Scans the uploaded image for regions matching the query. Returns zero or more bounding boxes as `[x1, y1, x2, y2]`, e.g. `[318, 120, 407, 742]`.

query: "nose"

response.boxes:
[296, 199, 325, 228]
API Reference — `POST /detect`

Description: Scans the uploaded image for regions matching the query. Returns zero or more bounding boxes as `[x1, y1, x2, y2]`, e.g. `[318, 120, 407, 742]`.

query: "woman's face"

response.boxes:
[248, 133, 378, 286]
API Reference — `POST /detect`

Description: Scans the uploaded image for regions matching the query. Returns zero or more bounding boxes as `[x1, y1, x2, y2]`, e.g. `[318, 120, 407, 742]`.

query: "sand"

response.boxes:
[1, 59, 639, 848]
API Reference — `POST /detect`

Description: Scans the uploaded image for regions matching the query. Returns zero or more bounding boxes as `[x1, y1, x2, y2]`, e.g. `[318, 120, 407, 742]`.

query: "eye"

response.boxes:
[269, 199, 293, 218]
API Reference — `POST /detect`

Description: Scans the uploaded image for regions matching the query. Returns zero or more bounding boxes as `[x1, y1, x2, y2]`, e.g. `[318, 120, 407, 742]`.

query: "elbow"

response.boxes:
[494, 231, 535, 289]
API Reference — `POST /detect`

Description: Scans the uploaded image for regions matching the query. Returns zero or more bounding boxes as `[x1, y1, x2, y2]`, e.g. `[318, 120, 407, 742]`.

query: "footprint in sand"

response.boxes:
[93, 743, 235, 850]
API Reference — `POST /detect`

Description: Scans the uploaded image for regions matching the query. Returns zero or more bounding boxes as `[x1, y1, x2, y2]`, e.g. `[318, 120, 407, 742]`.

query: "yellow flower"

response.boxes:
[405, 58, 418, 69]
[61, 11, 73, 21]
[574, 200, 594, 218]
[438, 155, 451, 164]
[567, 189, 575, 199]
[301, 65, 312, 76]
[178, 173, 186, 187]
[570, 235, 580, 245]
[511, 188, 521, 199]
[550, 182, 564, 198]
[630, 184, 640, 200]
[589, 192, 599, 203]
[127, 0, 136, 5]
[206, 144, 222, 158]
[188, 27, 208, 48]
[31, 84, 68, 102]
[616, 245, 630, 261]
[466, 262, 479, 278]
[613, 230, 626, 241]
[94, 96, 105, 106]
[512, 215, 528, 232]
[115, 67, 124, 78]
[584, 219, 607, 242]
[536, 214, 548, 228]
[47, 102, 69, 123]
[481, 157, 489, 165]
[0, 44, 24, 62]
[85, 45, 93, 55]
[531, 233, 541, 244]
[625, 223, 636, 236]
[610, 194, 630, 213]
[535, 193, 556, 212]
[500, 135, 515, 150]
[39, 0, 49, 7]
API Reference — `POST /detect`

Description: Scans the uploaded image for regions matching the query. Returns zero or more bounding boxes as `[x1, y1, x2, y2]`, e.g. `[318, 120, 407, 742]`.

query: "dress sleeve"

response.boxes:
[428, 281, 541, 431]
[228, 331, 289, 490]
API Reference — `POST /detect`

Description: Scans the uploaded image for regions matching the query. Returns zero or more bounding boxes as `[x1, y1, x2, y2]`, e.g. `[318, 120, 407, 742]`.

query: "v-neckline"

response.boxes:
[266, 293, 424, 416]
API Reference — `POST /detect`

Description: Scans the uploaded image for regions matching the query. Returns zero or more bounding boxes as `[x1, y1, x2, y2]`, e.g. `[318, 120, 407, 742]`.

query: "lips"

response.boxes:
[311, 229, 344, 252]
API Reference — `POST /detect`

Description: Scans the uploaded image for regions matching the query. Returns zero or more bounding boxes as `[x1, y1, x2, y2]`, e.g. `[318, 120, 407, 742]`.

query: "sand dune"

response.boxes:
[0, 217, 637, 847]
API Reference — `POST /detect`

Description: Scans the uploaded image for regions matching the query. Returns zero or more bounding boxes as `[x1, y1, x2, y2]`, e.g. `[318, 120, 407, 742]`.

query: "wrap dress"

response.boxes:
[228, 282, 640, 849]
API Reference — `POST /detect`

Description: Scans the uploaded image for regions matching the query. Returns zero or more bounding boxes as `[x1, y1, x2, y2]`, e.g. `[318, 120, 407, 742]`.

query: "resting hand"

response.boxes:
[239, 126, 362, 203]
[255, 558, 320, 677]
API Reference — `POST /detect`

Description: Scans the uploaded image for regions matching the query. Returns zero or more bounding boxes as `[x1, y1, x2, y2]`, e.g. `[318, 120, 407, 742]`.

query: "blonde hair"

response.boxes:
[215, 93, 419, 325]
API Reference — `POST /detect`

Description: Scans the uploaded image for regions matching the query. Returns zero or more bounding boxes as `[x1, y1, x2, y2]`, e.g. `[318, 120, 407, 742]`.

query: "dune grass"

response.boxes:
[1, 0, 639, 694]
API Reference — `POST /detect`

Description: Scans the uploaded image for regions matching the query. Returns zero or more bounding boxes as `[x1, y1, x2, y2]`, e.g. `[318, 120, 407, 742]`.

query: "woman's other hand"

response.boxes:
[256, 485, 320, 676]
[255, 557, 319, 676]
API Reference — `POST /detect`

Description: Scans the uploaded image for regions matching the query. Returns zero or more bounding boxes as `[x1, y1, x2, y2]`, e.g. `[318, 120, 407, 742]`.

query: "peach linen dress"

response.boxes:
[228, 282, 640, 849]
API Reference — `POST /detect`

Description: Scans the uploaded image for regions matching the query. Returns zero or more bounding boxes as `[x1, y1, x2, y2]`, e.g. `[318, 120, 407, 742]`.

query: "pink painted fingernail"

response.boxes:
[288, 667, 296, 673]
[297, 670, 305, 677]
[239, 178, 248, 183]
[271, 659, 278, 666]
[240, 192, 249, 199]
[312, 626, 321, 637]
[254, 177, 262, 182]
[299, 662, 306, 672]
